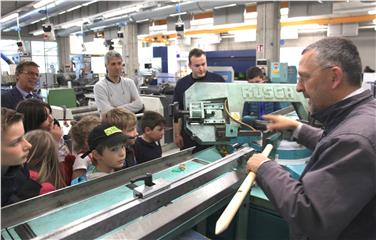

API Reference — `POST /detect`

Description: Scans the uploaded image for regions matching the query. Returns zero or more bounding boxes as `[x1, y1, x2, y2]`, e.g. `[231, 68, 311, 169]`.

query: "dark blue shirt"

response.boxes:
[242, 101, 282, 119]
[134, 137, 162, 164]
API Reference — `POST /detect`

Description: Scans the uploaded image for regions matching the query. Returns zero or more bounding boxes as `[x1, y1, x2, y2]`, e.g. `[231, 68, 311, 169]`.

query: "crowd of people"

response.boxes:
[1, 37, 375, 239]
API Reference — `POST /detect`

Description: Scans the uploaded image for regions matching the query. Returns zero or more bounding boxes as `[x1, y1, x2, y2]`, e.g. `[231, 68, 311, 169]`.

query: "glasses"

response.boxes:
[21, 71, 41, 78]
[298, 65, 334, 84]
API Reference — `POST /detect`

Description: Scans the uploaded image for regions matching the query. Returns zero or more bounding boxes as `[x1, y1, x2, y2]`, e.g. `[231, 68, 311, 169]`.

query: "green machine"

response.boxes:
[40, 87, 77, 108]
[174, 82, 309, 147]
[2, 83, 309, 240]
[172, 82, 310, 238]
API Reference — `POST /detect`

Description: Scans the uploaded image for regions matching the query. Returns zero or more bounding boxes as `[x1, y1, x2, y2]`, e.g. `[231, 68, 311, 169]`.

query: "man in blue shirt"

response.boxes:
[1, 61, 42, 109]
[173, 48, 224, 151]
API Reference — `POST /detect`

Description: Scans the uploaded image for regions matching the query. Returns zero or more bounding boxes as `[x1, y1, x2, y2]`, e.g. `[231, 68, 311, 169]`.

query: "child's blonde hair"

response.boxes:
[102, 108, 137, 130]
[25, 130, 66, 189]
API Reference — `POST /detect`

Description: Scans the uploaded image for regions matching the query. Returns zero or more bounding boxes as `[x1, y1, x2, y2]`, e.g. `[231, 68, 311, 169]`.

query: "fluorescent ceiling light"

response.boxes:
[103, 6, 140, 18]
[82, 0, 98, 7]
[368, 9, 376, 15]
[61, 19, 87, 29]
[3, 27, 15, 32]
[155, 5, 172, 11]
[214, 4, 236, 10]
[136, 19, 149, 23]
[66, 5, 82, 13]
[0, 13, 19, 23]
[33, 0, 55, 9]
[169, 11, 187, 17]
[91, 25, 113, 31]
[31, 29, 44, 36]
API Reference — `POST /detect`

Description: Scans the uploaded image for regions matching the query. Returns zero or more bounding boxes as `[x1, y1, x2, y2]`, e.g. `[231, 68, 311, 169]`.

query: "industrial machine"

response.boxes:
[207, 66, 234, 83]
[2, 82, 310, 239]
[173, 82, 308, 147]
[270, 62, 298, 83]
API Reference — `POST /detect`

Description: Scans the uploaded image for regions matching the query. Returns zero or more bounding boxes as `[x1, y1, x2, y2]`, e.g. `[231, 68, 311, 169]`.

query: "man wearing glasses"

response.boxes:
[1, 61, 42, 109]
[247, 37, 375, 239]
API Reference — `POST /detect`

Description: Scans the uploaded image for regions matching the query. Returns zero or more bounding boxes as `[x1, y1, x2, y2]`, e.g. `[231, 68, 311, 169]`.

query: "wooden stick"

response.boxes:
[215, 144, 273, 235]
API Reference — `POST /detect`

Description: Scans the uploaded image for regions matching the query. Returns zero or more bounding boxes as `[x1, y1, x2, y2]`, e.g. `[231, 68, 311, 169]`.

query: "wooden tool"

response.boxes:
[215, 144, 274, 235]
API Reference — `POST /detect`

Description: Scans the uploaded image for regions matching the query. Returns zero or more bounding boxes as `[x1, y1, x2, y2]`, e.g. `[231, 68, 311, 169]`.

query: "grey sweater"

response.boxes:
[94, 77, 143, 114]
[256, 90, 376, 239]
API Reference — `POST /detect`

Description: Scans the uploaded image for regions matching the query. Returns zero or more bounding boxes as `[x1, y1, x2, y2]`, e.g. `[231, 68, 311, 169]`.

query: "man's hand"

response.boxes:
[50, 123, 63, 142]
[246, 153, 270, 173]
[174, 133, 184, 149]
[263, 114, 300, 132]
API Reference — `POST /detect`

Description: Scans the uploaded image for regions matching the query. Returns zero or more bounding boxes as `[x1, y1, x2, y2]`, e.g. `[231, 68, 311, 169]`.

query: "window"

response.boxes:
[31, 41, 58, 73]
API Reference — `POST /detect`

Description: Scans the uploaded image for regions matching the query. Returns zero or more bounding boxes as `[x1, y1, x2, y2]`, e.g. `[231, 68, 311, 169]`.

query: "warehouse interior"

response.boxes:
[1, 1, 376, 239]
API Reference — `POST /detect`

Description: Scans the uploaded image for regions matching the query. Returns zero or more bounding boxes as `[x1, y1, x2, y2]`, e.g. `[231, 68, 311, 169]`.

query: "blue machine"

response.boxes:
[206, 49, 257, 80]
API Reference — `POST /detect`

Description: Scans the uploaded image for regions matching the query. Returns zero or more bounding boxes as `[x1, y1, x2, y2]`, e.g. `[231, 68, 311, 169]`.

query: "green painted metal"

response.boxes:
[4, 159, 210, 239]
[183, 82, 308, 145]
[40, 88, 76, 108]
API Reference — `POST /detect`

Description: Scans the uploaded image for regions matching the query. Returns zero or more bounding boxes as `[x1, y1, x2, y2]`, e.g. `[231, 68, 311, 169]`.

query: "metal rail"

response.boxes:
[2, 148, 194, 228]
[34, 147, 254, 239]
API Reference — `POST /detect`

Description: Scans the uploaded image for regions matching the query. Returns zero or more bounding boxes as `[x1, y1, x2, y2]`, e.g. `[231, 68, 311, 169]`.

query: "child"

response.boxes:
[25, 130, 66, 193]
[1, 108, 39, 206]
[69, 115, 101, 181]
[134, 111, 166, 164]
[81, 124, 127, 180]
[102, 108, 138, 168]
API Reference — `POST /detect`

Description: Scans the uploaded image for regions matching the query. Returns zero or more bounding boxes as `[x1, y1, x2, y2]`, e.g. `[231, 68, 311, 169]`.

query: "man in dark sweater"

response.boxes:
[173, 48, 225, 151]
[247, 37, 376, 239]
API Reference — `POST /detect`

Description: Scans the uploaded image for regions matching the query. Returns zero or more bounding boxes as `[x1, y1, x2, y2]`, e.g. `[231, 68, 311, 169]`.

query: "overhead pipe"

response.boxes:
[1, 53, 14, 65]
[55, 0, 250, 37]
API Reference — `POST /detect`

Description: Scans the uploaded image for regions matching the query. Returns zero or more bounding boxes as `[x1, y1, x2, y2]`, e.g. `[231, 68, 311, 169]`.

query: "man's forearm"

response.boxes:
[173, 119, 182, 137]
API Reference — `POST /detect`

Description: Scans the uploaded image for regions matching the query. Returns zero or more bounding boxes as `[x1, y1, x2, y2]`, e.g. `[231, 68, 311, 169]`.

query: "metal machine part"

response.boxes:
[131, 173, 171, 198]
[1, 147, 254, 239]
[178, 82, 308, 146]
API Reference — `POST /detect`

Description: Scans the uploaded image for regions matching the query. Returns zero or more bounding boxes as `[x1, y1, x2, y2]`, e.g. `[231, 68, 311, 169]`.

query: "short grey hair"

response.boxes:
[104, 50, 122, 66]
[302, 37, 362, 87]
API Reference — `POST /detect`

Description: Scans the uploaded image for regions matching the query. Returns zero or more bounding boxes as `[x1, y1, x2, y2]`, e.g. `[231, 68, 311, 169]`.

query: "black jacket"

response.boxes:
[1, 87, 42, 110]
[1, 165, 40, 206]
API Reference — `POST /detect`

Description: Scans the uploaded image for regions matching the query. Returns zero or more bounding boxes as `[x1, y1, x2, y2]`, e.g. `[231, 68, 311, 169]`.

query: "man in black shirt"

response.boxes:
[173, 48, 225, 151]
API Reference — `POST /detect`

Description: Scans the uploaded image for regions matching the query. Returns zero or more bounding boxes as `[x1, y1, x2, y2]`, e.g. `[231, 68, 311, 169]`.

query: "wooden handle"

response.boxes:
[215, 144, 273, 235]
